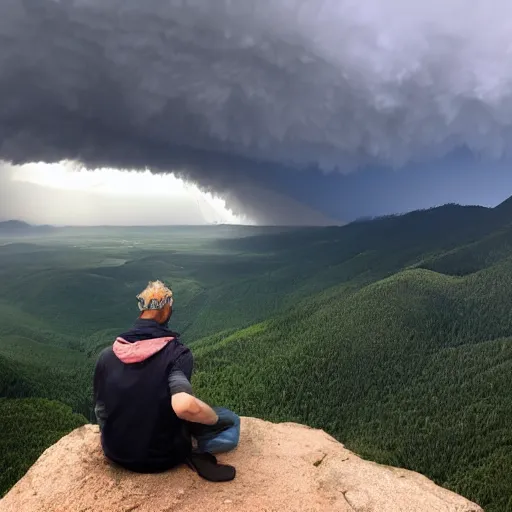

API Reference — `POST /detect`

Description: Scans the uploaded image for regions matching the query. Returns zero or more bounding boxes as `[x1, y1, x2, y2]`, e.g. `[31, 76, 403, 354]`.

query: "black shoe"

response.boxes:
[185, 452, 236, 482]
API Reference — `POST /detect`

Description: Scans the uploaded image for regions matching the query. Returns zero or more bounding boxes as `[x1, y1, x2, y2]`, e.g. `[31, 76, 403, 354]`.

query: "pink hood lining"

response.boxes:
[113, 336, 175, 363]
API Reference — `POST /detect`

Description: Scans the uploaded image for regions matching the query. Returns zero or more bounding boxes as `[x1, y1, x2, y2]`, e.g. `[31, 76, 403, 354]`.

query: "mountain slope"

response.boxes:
[0, 336, 93, 419]
[0, 398, 86, 497]
[2, 203, 512, 509]
[190, 262, 512, 512]
[418, 224, 512, 276]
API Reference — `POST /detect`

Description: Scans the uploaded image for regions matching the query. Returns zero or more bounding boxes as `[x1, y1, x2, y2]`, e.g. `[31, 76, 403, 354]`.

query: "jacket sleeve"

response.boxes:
[174, 349, 194, 381]
[93, 356, 107, 428]
[168, 350, 194, 396]
[168, 368, 194, 396]
[93, 356, 103, 403]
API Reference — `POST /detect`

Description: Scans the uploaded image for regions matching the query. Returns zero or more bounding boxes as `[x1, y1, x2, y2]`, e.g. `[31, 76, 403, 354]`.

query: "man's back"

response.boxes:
[94, 339, 191, 472]
[92, 280, 237, 482]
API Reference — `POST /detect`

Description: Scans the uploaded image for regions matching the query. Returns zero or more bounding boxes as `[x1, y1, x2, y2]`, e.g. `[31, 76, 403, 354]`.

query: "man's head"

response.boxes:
[136, 280, 174, 325]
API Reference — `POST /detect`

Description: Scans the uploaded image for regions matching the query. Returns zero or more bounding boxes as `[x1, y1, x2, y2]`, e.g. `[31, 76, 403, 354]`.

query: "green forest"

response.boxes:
[1, 201, 512, 511]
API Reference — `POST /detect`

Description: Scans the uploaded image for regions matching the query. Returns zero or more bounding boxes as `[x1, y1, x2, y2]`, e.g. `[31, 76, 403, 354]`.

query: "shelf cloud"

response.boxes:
[1, 0, 511, 223]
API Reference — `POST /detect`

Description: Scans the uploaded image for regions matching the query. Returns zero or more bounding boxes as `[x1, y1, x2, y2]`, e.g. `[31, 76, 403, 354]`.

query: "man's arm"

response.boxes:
[168, 367, 218, 425]
[172, 392, 219, 425]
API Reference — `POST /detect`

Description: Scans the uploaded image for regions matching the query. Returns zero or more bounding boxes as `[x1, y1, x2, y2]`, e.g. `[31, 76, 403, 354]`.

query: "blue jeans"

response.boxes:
[189, 408, 240, 454]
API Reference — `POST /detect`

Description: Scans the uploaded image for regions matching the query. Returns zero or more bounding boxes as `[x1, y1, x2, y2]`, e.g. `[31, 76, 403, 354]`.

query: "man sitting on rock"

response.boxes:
[93, 280, 238, 482]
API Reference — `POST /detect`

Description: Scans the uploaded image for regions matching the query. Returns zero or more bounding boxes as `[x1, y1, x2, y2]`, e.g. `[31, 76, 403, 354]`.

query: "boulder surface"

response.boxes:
[0, 417, 483, 512]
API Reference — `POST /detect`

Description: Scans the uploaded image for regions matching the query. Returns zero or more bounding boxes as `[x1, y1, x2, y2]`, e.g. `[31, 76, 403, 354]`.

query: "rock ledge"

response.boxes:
[0, 417, 483, 512]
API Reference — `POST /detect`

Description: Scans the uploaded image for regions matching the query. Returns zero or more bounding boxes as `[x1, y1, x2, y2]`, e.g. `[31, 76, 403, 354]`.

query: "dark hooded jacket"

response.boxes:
[93, 319, 192, 472]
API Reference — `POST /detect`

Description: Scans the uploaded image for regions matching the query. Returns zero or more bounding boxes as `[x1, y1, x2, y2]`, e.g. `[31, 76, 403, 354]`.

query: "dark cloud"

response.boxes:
[1, 0, 512, 223]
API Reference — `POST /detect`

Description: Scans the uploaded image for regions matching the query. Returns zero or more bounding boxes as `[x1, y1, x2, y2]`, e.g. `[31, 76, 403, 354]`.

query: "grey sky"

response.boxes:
[1, 1, 512, 223]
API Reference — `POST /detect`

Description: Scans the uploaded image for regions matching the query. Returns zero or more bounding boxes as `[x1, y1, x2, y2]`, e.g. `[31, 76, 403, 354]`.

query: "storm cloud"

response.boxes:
[1, 0, 512, 222]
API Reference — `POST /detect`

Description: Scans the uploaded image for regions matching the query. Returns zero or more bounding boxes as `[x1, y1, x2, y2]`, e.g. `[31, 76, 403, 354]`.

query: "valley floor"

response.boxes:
[1, 212, 512, 511]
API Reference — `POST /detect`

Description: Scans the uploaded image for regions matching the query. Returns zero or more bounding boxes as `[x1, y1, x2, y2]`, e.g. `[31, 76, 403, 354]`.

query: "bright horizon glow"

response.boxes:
[5, 161, 254, 226]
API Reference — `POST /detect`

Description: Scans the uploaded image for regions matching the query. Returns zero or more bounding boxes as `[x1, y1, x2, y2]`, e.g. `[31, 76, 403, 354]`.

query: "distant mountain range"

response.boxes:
[2, 195, 512, 231]
[0, 220, 32, 230]
[0, 220, 55, 234]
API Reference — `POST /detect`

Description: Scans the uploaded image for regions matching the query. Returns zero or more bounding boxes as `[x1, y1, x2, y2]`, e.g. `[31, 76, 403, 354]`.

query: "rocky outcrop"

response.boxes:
[0, 417, 482, 512]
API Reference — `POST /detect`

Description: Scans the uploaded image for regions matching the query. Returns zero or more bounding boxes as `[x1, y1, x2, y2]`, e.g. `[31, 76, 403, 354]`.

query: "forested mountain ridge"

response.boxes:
[1, 200, 512, 510]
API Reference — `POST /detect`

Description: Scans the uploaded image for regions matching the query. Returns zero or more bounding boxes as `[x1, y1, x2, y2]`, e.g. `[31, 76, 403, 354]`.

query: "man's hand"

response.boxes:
[171, 392, 219, 425]
[186, 406, 237, 440]
[203, 407, 236, 436]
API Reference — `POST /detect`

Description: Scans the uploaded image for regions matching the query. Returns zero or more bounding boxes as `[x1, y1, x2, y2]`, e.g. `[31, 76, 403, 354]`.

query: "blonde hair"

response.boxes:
[136, 280, 173, 311]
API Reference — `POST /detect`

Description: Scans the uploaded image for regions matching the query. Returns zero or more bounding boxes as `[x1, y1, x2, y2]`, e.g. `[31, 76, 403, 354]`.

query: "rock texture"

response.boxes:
[0, 417, 482, 512]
